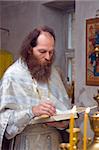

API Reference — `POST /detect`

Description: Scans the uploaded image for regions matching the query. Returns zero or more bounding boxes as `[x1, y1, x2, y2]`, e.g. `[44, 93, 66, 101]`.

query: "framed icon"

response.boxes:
[86, 18, 99, 86]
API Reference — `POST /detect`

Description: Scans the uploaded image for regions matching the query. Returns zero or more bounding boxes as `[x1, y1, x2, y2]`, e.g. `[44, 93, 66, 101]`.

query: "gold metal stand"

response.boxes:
[60, 89, 99, 150]
[87, 89, 99, 150]
[88, 112, 99, 150]
[59, 128, 80, 150]
[59, 143, 70, 150]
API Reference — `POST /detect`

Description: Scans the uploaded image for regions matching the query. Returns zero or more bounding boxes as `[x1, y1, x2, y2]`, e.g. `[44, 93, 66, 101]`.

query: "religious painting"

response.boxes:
[86, 18, 99, 86]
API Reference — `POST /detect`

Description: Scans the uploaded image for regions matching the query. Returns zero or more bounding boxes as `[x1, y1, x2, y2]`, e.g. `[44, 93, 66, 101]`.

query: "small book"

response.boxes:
[30, 109, 77, 124]
[30, 106, 97, 124]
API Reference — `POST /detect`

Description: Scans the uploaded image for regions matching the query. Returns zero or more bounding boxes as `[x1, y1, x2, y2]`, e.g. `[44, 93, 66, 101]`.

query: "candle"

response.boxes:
[83, 107, 90, 150]
[69, 106, 76, 150]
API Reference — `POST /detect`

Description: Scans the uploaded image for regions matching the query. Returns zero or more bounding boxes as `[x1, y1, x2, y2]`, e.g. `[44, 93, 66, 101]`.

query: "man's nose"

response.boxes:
[45, 52, 50, 61]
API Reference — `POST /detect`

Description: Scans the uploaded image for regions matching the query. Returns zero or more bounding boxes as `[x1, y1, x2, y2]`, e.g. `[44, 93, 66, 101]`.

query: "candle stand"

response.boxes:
[60, 89, 99, 150]
[87, 89, 99, 150]
[59, 143, 70, 150]
[59, 128, 80, 150]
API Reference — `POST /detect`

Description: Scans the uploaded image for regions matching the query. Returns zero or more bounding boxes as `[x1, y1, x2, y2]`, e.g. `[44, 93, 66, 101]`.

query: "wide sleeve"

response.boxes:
[0, 76, 34, 141]
[0, 109, 11, 150]
[5, 108, 34, 139]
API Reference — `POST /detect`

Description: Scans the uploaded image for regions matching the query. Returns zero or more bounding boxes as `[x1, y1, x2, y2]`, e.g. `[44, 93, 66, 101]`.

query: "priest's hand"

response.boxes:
[32, 101, 56, 117]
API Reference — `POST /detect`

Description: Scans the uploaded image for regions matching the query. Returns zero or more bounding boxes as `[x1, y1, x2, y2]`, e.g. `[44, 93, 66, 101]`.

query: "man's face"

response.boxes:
[27, 32, 55, 82]
[32, 32, 55, 65]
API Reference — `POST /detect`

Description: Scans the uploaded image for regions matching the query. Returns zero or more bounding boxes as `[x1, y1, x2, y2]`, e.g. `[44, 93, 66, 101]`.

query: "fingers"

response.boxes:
[41, 102, 56, 115]
[32, 101, 56, 117]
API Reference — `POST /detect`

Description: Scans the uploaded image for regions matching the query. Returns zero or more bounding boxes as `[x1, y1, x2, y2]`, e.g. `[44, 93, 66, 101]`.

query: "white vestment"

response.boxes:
[0, 58, 71, 150]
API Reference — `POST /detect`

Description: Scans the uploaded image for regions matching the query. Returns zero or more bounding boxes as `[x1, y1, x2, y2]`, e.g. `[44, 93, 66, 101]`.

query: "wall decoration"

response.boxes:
[86, 18, 99, 85]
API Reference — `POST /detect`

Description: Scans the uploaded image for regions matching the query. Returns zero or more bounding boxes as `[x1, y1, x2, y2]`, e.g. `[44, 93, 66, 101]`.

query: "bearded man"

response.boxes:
[0, 26, 71, 150]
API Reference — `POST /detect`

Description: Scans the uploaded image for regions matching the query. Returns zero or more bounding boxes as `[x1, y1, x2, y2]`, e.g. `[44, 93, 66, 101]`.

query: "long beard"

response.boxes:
[27, 53, 54, 83]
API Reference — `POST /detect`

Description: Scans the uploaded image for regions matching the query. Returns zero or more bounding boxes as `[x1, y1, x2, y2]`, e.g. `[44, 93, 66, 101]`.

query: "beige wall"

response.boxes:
[1, 1, 67, 72]
[75, 0, 99, 138]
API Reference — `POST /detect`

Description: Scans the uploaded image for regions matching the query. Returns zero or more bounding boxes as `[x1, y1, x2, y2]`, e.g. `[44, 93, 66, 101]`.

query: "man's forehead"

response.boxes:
[38, 31, 54, 41]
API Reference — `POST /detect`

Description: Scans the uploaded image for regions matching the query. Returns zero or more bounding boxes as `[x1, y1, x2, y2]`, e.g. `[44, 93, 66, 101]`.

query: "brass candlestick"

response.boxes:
[59, 143, 70, 150]
[62, 128, 80, 150]
[88, 89, 99, 150]
[59, 128, 80, 150]
[88, 112, 99, 150]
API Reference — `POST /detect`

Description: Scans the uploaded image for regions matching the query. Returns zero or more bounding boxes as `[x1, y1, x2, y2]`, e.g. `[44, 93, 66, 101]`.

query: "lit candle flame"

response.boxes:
[71, 105, 77, 113]
[86, 107, 90, 113]
[83, 107, 90, 150]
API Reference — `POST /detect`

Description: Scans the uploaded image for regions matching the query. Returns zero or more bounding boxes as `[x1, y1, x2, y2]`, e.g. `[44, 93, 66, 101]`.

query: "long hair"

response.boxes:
[20, 25, 56, 63]
[20, 26, 56, 82]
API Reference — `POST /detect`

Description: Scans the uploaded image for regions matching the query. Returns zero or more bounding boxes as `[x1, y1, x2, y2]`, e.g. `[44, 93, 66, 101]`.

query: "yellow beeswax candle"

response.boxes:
[83, 107, 90, 150]
[69, 106, 76, 150]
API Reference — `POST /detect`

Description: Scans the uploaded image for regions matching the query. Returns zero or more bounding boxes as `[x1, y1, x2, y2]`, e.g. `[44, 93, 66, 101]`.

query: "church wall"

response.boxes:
[0, 1, 66, 72]
[75, 0, 99, 138]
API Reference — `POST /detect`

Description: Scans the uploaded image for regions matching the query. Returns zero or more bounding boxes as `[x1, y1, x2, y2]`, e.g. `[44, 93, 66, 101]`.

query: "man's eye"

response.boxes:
[39, 50, 46, 53]
[40, 51, 46, 53]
